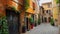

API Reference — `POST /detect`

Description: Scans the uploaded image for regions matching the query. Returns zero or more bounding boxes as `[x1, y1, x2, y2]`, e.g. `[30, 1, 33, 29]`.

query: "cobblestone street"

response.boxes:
[25, 23, 59, 34]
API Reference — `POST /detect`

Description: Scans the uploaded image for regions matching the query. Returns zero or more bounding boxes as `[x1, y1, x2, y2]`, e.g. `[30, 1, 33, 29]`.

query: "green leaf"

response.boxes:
[0, 16, 9, 34]
[29, 17, 34, 24]
[50, 18, 54, 25]
[24, 0, 29, 10]
[11, 6, 16, 11]
[56, 0, 60, 4]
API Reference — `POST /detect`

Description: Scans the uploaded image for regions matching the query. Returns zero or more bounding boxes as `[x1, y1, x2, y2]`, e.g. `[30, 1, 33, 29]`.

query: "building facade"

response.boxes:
[52, 0, 60, 26]
[39, 6, 44, 23]
[0, 0, 40, 34]
[41, 2, 52, 23]
[33, 0, 40, 25]
[0, 0, 26, 34]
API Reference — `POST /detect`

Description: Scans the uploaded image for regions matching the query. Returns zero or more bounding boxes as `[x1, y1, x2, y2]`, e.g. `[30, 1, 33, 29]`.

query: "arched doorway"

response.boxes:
[44, 17, 47, 23]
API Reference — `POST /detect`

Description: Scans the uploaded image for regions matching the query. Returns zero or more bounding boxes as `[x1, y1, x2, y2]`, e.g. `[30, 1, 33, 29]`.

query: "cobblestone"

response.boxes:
[25, 23, 59, 34]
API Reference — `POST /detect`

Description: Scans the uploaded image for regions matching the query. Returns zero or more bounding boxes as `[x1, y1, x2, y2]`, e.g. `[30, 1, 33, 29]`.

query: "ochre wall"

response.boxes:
[0, 0, 23, 34]
[20, 11, 25, 33]
[0, 2, 6, 17]
[42, 2, 52, 10]
[26, 0, 35, 14]
[53, 0, 60, 26]
[53, 0, 58, 20]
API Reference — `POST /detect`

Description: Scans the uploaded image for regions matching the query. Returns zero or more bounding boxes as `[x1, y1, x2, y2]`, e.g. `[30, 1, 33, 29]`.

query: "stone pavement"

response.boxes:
[25, 23, 59, 34]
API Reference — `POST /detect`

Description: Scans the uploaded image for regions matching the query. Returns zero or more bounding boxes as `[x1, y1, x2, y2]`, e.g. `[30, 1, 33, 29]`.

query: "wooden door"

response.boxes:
[6, 9, 20, 34]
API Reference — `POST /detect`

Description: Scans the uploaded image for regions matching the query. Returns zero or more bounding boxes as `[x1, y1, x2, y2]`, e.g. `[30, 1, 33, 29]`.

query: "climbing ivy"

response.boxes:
[24, 0, 29, 10]
[0, 16, 9, 34]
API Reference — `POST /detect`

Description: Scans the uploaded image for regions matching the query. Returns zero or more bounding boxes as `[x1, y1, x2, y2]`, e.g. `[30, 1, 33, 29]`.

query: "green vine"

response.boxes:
[24, 0, 29, 10]
[56, 0, 60, 4]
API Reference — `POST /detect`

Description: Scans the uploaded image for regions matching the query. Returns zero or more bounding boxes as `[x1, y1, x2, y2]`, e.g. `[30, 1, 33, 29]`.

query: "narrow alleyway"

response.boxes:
[25, 23, 59, 34]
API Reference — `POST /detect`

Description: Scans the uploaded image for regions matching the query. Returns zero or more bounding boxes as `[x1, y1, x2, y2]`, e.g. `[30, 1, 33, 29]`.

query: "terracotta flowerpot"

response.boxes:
[31, 24, 34, 29]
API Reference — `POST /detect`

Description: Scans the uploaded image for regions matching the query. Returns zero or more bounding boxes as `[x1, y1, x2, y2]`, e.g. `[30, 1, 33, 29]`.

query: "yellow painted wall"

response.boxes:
[53, 7, 58, 19]
[53, 0, 58, 20]
[42, 2, 52, 10]
[26, 0, 35, 14]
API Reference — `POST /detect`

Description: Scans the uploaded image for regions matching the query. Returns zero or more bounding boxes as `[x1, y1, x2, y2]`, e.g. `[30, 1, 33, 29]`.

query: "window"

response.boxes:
[46, 10, 48, 13]
[48, 10, 51, 14]
[33, 2, 35, 10]
[48, 4, 51, 8]
[43, 10, 44, 13]
[46, 10, 51, 14]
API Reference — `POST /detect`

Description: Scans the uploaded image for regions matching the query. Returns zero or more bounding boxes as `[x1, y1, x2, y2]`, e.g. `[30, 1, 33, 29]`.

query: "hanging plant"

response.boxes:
[0, 16, 9, 34]
[24, 0, 29, 10]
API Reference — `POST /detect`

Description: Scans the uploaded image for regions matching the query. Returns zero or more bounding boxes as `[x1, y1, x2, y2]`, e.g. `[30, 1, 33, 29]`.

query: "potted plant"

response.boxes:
[29, 17, 34, 29]
[38, 19, 41, 25]
[0, 16, 9, 34]
[34, 21, 37, 27]
[50, 18, 55, 26]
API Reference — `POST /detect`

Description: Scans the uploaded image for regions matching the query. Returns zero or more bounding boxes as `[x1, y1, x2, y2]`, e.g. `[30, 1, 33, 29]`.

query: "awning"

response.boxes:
[26, 7, 35, 14]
